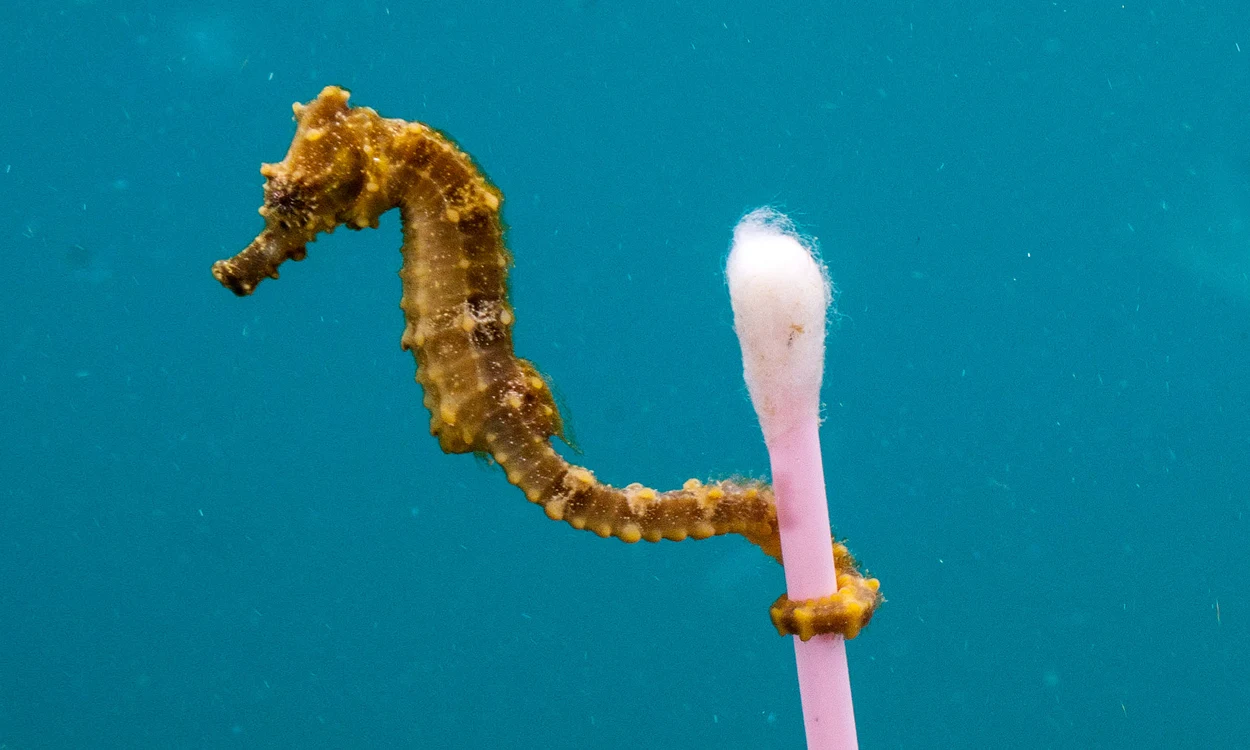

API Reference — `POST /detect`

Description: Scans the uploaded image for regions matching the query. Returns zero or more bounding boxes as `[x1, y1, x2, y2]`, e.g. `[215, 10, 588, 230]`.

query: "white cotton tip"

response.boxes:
[726, 208, 832, 442]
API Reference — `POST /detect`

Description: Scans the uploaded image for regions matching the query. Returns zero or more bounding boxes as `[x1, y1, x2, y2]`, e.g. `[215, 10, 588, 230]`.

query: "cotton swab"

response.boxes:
[726, 208, 858, 750]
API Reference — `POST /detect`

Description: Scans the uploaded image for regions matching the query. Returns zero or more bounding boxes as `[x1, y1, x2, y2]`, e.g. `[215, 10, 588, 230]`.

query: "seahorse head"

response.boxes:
[257, 86, 371, 236]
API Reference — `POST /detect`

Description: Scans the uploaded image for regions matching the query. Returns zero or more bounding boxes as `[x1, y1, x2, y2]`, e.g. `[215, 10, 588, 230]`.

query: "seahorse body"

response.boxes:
[212, 86, 881, 640]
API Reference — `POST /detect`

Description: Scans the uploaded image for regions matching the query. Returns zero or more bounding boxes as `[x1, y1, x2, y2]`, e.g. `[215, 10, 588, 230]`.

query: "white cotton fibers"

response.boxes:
[725, 208, 832, 443]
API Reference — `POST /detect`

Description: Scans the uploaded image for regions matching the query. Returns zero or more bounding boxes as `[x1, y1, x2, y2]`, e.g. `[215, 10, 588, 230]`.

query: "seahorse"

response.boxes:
[211, 86, 881, 641]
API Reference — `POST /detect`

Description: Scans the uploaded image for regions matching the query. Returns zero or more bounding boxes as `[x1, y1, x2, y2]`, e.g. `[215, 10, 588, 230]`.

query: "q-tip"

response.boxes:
[726, 208, 832, 443]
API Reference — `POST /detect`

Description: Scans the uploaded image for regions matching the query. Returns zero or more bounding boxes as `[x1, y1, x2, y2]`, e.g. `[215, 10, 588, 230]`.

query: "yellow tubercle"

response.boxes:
[568, 468, 595, 487]
[544, 498, 566, 520]
[690, 521, 716, 539]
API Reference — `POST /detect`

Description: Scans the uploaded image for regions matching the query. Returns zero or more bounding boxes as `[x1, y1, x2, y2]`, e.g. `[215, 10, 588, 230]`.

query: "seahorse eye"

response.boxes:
[263, 183, 314, 230]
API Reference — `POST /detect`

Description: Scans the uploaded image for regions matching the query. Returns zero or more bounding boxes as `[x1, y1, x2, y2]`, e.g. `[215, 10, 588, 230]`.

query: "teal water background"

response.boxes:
[3, 1, 1249, 747]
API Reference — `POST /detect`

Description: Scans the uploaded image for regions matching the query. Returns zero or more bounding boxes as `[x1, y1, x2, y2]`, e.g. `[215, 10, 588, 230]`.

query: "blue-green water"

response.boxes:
[3, 2, 1248, 747]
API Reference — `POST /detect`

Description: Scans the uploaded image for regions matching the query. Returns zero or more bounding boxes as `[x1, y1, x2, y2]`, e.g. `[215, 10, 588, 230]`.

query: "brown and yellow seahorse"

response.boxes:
[211, 86, 881, 641]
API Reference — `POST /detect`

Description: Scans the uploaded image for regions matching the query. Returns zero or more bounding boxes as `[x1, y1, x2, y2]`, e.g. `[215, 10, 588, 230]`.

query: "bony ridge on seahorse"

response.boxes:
[212, 85, 882, 641]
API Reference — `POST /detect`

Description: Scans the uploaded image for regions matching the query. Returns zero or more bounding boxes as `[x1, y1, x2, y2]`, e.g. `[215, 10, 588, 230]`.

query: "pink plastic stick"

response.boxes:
[771, 418, 858, 749]
[726, 208, 857, 750]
